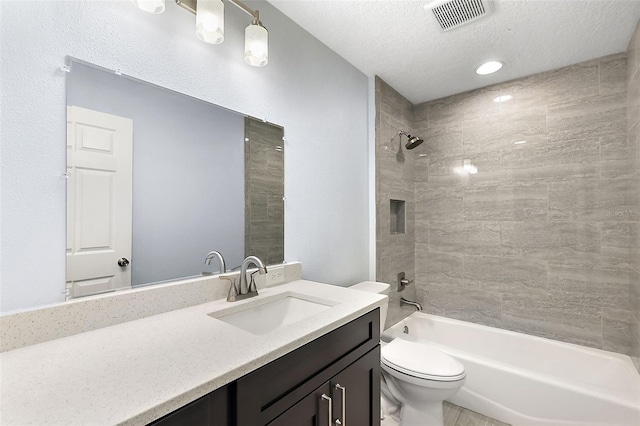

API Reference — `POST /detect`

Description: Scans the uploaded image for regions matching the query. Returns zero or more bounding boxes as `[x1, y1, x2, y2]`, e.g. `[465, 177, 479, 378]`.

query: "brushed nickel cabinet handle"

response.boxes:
[321, 394, 332, 426]
[335, 383, 346, 426]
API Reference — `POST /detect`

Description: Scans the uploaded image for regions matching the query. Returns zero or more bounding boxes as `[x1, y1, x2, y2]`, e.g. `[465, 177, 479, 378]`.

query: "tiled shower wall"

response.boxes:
[376, 49, 640, 355]
[375, 77, 419, 328]
[627, 22, 640, 371]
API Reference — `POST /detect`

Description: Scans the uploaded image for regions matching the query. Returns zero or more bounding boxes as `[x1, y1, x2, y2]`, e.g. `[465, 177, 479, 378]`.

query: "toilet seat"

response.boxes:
[381, 339, 465, 382]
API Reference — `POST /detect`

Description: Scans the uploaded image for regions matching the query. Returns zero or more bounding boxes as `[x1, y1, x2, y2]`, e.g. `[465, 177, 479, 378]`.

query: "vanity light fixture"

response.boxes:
[133, 0, 269, 66]
[476, 60, 503, 75]
[131, 0, 166, 14]
[196, 0, 225, 44]
[176, 0, 268, 67]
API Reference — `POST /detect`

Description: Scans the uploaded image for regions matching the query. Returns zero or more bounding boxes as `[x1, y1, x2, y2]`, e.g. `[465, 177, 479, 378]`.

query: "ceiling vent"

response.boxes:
[426, 0, 495, 32]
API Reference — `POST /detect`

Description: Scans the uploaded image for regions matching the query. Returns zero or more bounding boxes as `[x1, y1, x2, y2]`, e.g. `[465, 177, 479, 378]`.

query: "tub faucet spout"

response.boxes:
[400, 297, 423, 311]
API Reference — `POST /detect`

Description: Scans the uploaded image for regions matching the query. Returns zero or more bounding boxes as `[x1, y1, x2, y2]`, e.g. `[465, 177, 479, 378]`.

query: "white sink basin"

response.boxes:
[208, 293, 335, 335]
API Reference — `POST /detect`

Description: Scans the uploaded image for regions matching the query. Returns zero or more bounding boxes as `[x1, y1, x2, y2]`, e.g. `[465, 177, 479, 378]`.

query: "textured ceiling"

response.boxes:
[267, 0, 640, 104]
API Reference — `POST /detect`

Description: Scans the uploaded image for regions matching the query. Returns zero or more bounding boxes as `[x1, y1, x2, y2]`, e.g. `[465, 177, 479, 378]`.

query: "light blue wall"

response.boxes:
[0, 0, 371, 312]
[67, 62, 245, 285]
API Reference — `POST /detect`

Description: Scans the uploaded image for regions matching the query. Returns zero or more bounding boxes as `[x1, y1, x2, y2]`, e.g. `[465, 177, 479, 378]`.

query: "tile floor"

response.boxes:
[443, 402, 510, 426]
[381, 401, 511, 426]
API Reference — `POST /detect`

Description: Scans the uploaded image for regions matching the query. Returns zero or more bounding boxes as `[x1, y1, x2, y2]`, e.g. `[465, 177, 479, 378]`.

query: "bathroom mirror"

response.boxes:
[65, 58, 284, 298]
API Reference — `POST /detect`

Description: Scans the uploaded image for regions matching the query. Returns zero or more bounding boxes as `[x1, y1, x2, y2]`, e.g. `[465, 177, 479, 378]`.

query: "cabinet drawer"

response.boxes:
[237, 308, 379, 425]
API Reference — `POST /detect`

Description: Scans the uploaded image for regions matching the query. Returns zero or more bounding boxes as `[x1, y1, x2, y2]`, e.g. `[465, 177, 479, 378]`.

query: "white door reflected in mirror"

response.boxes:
[66, 106, 133, 298]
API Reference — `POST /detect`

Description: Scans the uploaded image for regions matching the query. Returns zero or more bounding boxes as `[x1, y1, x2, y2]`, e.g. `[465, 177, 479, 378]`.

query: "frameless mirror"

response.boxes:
[65, 58, 284, 298]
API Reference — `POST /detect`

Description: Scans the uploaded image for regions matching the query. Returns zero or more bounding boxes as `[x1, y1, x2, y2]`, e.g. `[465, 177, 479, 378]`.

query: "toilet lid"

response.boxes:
[381, 339, 465, 381]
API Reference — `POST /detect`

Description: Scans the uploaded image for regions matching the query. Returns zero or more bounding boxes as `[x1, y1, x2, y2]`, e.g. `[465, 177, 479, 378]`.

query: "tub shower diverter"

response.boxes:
[208, 293, 336, 335]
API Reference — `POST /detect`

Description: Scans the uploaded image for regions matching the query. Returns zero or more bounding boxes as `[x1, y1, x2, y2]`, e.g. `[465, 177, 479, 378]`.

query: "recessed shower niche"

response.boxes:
[389, 199, 406, 235]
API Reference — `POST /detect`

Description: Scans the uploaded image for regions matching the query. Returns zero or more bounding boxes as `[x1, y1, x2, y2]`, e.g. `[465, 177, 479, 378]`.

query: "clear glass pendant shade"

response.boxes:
[131, 0, 165, 14]
[196, 0, 225, 44]
[244, 23, 268, 67]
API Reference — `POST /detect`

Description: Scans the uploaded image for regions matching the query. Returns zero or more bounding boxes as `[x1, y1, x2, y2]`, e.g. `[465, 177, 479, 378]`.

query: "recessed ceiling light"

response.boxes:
[493, 95, 513, 103]
[514, 140, 527, 145]
[476, 60, 503, 75]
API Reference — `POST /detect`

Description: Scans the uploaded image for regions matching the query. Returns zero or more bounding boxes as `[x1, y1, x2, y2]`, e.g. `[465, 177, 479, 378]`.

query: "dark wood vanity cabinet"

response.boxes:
[267, 347, 380, 426]
[149, 384, 232, 426]
[150, 309, 380, 426]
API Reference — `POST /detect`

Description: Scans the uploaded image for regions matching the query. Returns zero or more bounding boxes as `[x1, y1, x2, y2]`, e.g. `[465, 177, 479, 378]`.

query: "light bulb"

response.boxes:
[196, 0, 224, 44]
[131, 0, 165, 14]
[245, 22, 268, 67]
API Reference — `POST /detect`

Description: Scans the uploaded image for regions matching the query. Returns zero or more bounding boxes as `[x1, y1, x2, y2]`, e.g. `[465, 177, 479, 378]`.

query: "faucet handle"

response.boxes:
[219, 275, 239, 301]
[248, 270, 260, 293]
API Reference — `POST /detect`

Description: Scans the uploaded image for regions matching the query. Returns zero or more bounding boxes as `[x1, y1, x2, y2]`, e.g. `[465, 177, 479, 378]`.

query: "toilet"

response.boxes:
[349, 281, 466, 426]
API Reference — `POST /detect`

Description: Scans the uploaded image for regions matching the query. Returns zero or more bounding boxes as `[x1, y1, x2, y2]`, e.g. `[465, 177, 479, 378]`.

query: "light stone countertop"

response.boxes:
[0, 280, 386, 425]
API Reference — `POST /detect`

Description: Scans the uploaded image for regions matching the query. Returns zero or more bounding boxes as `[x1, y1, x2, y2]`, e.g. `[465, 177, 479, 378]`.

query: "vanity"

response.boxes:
[153, 309, 380, 426]
[0, 273, 385, 425]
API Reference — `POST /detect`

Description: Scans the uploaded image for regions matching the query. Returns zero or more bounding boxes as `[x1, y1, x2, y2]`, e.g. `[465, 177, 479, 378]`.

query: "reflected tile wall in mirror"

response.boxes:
[244, 117, 285, 265]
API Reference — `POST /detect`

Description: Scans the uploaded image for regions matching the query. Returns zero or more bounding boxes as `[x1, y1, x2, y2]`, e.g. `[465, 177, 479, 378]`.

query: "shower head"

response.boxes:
[398, 130, 424, 150]
[405, 135, 424, 150]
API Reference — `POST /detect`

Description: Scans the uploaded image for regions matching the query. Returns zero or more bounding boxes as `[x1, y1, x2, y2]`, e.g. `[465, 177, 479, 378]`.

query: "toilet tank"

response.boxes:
[349, 281, 390, 334]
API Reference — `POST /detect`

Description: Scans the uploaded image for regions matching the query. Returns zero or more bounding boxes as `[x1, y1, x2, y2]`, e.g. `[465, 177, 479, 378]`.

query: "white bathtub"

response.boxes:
[381, 312, 640, 426]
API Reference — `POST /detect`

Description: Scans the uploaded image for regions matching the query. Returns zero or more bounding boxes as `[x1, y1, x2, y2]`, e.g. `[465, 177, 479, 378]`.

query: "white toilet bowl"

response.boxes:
[349, 281, 466, 426]
[381, 338, 465, 426]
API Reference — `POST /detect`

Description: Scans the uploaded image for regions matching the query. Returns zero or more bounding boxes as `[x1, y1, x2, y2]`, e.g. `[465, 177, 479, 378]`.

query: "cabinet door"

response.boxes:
[267, 382, 332, 426]
[331, 346, 381, 426]
[236, 309, 379, 425]
[149, 395, 209, 426]
[148, 384, 231, 426]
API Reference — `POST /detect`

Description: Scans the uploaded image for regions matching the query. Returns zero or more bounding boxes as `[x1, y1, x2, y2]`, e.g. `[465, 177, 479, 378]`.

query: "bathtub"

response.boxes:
[381, 312, 640, 426]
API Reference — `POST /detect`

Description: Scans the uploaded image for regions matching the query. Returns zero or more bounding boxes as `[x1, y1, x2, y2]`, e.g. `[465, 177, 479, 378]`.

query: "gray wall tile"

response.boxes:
[416, 125, 463, 159]
[463, 107, 547, 155]
[245, 118, 284, 263]
[376, 77, 417, 329]
[416, 251, 464, 285]
[600, 53, 627, 95]
[500, 138, 600, 183]
[377, 49, 637, 356]
[600, 134, 639, 179]
[416, 185, 463, 221]
[501, 221, 601, 261]
[548, 178, 640, 222]
[602, 223, 640, 266]
[534, 59, 600, 104]
[547, 94, 626, 142]
[426, 282, 502, 327]
[502, 293, 602, 347]
[463, 255, 547, 294]
[548, 262, 631, 311]
[627, 21, 640, 372]
[631, 315, 640, 371]
[463, 182, 548, 221]
[602, 308, 632, 354]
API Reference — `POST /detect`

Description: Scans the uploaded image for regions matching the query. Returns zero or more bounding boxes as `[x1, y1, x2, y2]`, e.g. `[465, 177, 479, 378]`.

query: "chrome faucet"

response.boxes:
[239, 255, 267, 294]
[204, 251, 226, 274]
[400, 297, 423, 311]
[223, 255, 267, 302]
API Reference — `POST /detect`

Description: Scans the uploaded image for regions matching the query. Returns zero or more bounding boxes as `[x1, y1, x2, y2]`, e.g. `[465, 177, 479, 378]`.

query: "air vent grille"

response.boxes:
[427, 0, 494, 32]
